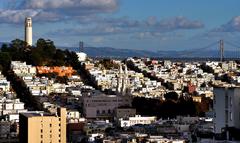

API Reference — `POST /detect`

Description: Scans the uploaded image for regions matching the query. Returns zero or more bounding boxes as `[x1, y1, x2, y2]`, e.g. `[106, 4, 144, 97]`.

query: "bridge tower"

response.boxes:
[220, 40, 224, 62]
[79, 41, 84, 52]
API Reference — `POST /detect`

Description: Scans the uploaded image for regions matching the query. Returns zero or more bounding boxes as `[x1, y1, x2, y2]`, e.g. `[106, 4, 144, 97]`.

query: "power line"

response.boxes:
[225, 41, 240, 49]
[177, 41, 218, 57]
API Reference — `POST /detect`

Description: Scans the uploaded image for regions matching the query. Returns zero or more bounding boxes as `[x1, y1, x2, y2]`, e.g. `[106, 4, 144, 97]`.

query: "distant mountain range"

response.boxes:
[67, 47, 160, 58]
[63, 46, 239, 59]
[0, 41, 238, 58]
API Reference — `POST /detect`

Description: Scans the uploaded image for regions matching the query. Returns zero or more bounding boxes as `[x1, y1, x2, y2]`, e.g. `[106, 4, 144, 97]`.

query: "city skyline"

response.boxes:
[0, 0, 240, 51]
[1, 1, 240, 142]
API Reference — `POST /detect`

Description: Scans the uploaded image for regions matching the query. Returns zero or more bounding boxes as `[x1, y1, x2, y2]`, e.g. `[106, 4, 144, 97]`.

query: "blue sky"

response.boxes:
[0, 0, 240, 51]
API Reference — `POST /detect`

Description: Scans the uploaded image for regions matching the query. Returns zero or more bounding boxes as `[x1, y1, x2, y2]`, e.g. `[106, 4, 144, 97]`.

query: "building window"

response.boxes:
[41, 129, 43, 133]
[225, 94, 228, 109]
[225, 110, 228, 123]
[230, 112, 233, 121]
[50, 124, 52, 127]
[230, 97, 232, 107]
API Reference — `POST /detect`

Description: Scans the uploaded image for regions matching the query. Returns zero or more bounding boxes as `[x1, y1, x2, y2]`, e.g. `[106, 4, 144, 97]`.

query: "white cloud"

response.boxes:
[0, 9, 39, 23]
[133, 32, 183, 41]
[21, 0, 118, 11]
[0, 9, 61, 23]
[92, 37, 105, 43]
[195, 16, 240, 42]
[0, 0, 119, 23]
[214, 16, 240, 32]
[146, 16, 157, 26]
[18, 0, 118, 16]
[50, 24, 126, 36]
[49, 16, 204, 37]
[156, 16, 204, 31]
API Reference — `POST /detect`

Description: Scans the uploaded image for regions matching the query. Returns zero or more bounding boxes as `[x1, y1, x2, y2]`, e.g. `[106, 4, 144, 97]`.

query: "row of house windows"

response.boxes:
[96, 109, 112, 115]
[87, 99, 124, 102]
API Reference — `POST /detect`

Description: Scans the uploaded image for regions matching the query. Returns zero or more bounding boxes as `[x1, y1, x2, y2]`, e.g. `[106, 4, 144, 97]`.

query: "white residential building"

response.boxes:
[0, 97, 27, 122]
[11, 61, 36, 77]
[119, 115, 156, 127]
[0, 75, 10, 92]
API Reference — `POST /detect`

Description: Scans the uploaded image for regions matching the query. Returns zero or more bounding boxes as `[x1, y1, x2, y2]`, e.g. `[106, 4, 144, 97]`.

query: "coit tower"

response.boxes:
[25, 17, 32, 46]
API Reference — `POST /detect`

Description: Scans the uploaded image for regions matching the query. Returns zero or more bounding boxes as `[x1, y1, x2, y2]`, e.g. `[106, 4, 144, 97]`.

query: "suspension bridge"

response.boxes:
[177, 40, 240, 61]
[67, 40, 240, 61]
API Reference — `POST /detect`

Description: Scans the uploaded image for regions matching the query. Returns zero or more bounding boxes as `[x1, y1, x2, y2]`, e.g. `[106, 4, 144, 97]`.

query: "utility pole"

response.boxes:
[220, 40, 224, 62]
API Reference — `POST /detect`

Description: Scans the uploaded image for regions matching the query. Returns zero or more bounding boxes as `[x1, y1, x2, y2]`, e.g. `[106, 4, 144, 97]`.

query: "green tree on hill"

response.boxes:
[0, 52, 11, 71]
[0, 38, 80, 69]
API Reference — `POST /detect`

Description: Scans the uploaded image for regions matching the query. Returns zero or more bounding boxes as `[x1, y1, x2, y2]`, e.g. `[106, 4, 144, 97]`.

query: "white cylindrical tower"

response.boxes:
[25, 17, 32, 46]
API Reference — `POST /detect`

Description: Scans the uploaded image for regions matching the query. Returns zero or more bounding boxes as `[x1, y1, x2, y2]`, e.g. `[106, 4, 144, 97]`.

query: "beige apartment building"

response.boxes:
[83, 94, 131, 119]
[19, 108, 66, 143]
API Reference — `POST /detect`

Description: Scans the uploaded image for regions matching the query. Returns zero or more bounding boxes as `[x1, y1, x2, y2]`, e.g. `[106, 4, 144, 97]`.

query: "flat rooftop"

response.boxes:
[20, 111, 53, 118]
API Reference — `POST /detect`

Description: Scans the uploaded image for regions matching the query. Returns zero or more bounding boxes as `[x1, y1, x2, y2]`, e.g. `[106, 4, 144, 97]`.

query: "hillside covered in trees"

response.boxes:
[0, 38, 80, 71]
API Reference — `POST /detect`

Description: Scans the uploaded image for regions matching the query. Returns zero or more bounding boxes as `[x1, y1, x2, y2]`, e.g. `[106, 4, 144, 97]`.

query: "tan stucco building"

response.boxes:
[19, 108, 66, 143]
